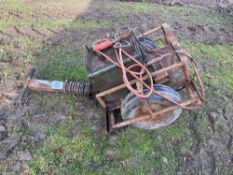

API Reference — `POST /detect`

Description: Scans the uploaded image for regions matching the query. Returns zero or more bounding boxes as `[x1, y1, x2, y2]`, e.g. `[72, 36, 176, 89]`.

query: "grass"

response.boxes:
[30, 41, 233, 174]
[70, 19, 114, 30]
[1, 0, 91, 14]
[0, 0, 108, 30]
[38, 45, 87, 81]
[1, 0, 232, 31]
[0, 15, 112, 31]
[29, 122, 100, 175]
[181, 42, 233, 89]
[1, 0, 233, 175]
[96, 1, 233, 29]
[29, 120, 189, 174]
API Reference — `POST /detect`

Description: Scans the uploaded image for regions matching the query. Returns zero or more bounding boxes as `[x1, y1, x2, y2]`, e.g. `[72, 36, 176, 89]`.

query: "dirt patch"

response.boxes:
[39, 8, 84, 20]
[118, 0, 233, 10]
[1, 0, 233, 174]
[42, 8, 233, 46]
[1, 27, 53, 45]
[172, 23, 233, 45]
[118, 0, 233, 18]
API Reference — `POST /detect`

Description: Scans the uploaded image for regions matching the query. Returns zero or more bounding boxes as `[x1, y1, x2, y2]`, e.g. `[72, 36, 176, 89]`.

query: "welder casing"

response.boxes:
[84, 45, 143, 103]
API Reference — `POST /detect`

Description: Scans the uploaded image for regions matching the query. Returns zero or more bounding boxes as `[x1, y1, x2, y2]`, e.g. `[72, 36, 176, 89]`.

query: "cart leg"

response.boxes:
[105, 107, 111, 132]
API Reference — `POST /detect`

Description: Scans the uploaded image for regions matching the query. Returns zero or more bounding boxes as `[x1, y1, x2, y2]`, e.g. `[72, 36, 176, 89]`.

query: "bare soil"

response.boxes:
[119, 0, 233, 17]
[119, 0, 233, 9]
[0, 0, 233, 174]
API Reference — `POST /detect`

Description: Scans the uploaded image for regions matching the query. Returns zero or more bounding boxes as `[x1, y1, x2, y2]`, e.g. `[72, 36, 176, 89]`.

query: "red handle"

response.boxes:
[93, 39, 112, 51]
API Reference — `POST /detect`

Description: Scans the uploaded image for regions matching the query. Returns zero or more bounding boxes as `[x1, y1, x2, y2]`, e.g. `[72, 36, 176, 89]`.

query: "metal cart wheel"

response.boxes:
[121, 84, 182, 129]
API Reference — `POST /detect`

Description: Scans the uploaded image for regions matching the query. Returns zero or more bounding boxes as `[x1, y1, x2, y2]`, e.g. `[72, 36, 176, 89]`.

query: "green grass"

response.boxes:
[0, 15, 112, 31]
[0, 35, 42, 79]
[96, 1, 233, 29]
[28, 41, 233, 174]
[27, 95, 192, 175]
[0, 0, 108, 30]
[1, 0, 232, 31]
[70, 19, 114, 29]
[29, 121, 187, 175]
[1, 0, 233, 174]
[181, 42, 233, 89]
[38, 46, 87, 81]
[0, 0, 37, 14]
[0, 0, 90, 14]
[37, 0, 91, 10]
[0, 16, 113, 31]
[29, 122, 100, 175]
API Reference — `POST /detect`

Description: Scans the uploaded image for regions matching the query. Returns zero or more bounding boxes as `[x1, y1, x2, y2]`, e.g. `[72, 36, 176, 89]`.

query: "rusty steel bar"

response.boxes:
[112, 100, 194, 128]
[110, 112, 115, 129]
[152, 36, 164, 41]
[94, 23, 204, 130]
[110, 75, 203, 129]
[18, 68, 36, 101]
[149, 44, 170, 53]
[147, 52, 174, 66]
[99, 23, 204, 130]
[183, 65, 196, 100]
[27, 79, 65, 92]
[27, 79, 92, 96]
[142, 26, 162, 36]
[96, 51, 203, 110]
[96, 62, 184, 108]
[191, 60, 205, 101]
[174, 50, 205, 103]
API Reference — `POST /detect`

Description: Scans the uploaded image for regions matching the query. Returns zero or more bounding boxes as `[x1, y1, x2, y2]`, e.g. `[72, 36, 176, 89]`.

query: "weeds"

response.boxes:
[1, 1, 232, 175]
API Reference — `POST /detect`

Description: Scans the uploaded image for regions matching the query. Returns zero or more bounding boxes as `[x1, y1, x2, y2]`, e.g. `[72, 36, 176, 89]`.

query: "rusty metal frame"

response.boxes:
[96, 62, 202, 131]
[95, 23, 205, 132]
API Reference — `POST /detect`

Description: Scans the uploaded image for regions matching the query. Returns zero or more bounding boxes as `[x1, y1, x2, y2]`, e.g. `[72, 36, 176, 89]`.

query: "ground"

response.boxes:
[0, 0, 233, 174]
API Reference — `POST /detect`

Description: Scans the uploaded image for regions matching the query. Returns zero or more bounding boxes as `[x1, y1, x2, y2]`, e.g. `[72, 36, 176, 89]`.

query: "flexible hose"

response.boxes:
[92, 30, 204, 110]
[93, 40, 154, 98]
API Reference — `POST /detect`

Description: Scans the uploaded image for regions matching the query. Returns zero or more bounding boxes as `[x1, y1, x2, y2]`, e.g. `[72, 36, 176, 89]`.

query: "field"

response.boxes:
[0, 0, 233, 174]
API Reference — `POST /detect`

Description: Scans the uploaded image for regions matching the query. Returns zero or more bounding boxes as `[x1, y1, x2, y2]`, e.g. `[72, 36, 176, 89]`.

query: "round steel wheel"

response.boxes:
[121, 84, 182, 130]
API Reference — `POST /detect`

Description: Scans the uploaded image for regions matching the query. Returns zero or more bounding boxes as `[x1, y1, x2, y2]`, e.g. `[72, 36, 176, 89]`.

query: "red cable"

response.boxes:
[93, 39, 154, 98]
[93, 39, 204, 110]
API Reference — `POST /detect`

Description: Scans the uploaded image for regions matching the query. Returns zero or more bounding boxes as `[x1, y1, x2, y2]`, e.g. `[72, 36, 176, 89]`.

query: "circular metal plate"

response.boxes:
[121, 84, 182, 130]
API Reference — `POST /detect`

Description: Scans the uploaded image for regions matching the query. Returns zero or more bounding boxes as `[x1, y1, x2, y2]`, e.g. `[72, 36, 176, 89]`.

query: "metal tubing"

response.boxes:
[97, 23, 204, 130]
[27, 79, 65, 92]
[112, 100, 194, 128]
[142, 26, 162, 36]
[96, 62, 184, 108]
[147, 52, 174, 66]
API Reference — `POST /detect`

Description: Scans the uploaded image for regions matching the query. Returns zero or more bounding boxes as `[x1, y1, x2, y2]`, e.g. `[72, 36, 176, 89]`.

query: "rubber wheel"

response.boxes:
[121, 84, 182, 130]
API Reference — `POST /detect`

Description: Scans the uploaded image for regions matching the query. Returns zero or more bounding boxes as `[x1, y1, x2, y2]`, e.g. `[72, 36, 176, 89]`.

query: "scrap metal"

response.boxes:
[19, 23, 205, 132]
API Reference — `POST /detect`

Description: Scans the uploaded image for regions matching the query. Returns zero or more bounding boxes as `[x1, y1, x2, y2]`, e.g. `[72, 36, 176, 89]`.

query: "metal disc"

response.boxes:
[121, 84, 182, 130]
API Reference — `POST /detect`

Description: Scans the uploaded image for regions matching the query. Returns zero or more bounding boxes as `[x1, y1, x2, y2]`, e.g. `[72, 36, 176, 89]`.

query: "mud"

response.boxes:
[38, 11, 233, 46]
[119, 0, 233, 10]
[0, 0, 233, 174]
[172, 23, 233, 45]
[1, 4, 233, 47]
[118, 0, 233, 17]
